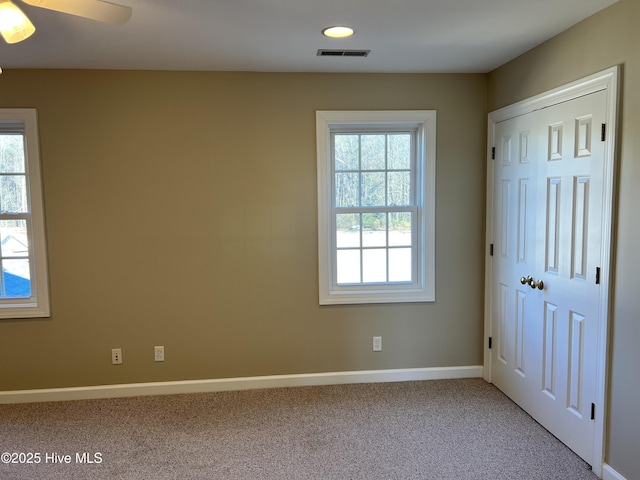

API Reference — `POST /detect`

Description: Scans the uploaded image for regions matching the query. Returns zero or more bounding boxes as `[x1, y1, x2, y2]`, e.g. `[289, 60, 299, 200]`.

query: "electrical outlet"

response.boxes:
[373, 336, 382, 352]
[111, 348, 122, 365]
[154, 345, 165, 362]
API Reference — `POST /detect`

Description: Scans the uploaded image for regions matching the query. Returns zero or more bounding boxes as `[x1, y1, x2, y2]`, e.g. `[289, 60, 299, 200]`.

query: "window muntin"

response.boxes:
[0, 133, 31, 298]
[317, 110, 436, 305]
[332, 131, 416, 286]
[0, 110, 50, 318]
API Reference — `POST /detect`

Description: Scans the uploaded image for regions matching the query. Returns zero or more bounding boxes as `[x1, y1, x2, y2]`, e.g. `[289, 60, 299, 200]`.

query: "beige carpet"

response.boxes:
[0, 378, 597, 479]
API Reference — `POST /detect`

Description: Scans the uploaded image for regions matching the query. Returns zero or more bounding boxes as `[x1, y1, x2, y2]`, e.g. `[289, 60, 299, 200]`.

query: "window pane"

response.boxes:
[363, 249, 387, 283]
[361, 135, 385, 170]
[336, 214, 360, 248]
[0, 135, 26, 174]
[335, 172, 359, 207]
[0, 175, 28, 213]
[389, 212, 412, 246]
[2, 258, 31, 297]
[388, 171, 411, 206]
[0, 219, 29, 257]
[337, 250, 360, 284]
[362, 213, 386, 247]
[334, 134, 359, 171]
[361, 172, 385, 206]
[389, 248, 412, 282]
[388, 134, 411, 170]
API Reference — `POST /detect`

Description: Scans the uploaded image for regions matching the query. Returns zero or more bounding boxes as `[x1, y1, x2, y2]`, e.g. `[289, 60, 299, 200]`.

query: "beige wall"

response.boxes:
[488, 0, 640, 477]
[0, 71, 487, 388]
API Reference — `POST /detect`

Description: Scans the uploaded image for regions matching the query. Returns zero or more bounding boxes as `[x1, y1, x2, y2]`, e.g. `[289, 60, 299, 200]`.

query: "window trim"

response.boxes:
[0, 109, 50, 319]
[316, 110, 436, 305]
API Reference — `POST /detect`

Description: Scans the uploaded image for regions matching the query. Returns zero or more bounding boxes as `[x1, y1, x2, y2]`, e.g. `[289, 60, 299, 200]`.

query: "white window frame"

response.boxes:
[316, 110, 436, 305]
[0, 109, 50, 319]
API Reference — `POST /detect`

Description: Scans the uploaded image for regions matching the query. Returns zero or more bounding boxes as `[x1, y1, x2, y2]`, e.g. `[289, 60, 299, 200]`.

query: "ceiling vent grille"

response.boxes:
[317, 49, 370, 57]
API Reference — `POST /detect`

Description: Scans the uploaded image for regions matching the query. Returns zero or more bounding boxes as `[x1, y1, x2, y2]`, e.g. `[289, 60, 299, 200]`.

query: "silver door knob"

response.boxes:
[528, 277, 544, 290]
[520, 275, 544, 290]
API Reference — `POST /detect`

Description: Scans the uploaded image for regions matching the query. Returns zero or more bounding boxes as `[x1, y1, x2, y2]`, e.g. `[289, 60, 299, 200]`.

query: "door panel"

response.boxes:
[529, 91, 605, 462]
[491, 90, 607, 465]
[492, 111, 538, 415]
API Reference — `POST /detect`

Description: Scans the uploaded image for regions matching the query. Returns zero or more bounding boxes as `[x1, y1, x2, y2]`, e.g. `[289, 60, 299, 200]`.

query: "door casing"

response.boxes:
[484, 66, 619, 477]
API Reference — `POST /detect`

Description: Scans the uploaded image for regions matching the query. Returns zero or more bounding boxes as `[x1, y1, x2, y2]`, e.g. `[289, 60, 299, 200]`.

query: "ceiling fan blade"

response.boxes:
[21, 0, 132, 25]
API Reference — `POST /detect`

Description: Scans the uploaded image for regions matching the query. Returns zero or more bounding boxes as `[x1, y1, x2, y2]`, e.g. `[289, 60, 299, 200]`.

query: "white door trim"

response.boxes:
[484, 66, 619, 477]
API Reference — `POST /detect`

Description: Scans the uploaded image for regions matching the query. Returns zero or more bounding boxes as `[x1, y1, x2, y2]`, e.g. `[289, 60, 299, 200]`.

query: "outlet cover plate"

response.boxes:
[111, 348, 122, 365]
[154, 345, 165, 362]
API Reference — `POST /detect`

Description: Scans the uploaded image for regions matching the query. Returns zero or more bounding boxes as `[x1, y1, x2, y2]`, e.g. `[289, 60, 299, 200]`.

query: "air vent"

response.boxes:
[317, 49, 370, 57]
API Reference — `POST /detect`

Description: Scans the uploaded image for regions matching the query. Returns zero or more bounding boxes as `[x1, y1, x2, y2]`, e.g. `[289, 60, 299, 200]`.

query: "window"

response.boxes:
[0, 109, 50, 319]
[316, 110, 436, 305]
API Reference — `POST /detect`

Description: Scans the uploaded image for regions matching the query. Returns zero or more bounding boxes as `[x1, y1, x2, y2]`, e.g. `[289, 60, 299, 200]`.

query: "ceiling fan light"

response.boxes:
[0, 1, 36, 44]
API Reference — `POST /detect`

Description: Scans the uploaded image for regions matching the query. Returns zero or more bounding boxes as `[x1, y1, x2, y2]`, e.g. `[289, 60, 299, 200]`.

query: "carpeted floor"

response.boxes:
[0, 378, 597, 479]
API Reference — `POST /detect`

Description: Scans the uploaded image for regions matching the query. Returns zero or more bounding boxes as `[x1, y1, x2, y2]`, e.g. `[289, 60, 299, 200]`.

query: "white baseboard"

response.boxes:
[0, 365, 483, 404]
[602, 464, 628, 480]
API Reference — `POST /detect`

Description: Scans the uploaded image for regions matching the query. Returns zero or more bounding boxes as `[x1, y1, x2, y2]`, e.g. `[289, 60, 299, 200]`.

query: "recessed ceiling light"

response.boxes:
[322, 26, 355, 39]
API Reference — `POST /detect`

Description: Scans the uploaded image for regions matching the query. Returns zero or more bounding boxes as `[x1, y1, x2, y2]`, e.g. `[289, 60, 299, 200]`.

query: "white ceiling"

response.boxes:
[0, 0, 619, 73]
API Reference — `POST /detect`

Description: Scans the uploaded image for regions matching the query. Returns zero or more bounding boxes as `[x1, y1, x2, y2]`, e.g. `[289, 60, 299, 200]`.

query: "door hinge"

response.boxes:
[488, 337, 492, 349]
[591, 403, 596, 420]
[489, 244, 494, 256]
[596, 267, 601, 285]
[491, 147, 496, 160]
[601, 123, 606, 142]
